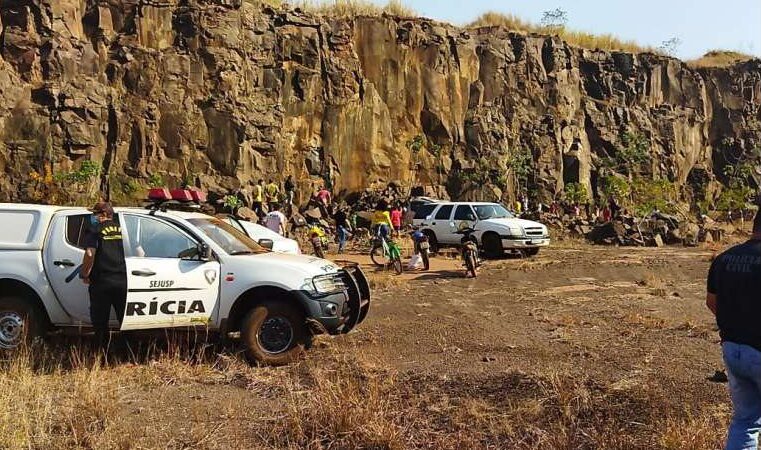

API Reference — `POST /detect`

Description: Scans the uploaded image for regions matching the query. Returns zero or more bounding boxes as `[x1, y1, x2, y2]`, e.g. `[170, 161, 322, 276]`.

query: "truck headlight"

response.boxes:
[312, 274, 341, 294]
[506, 226, 523, 236]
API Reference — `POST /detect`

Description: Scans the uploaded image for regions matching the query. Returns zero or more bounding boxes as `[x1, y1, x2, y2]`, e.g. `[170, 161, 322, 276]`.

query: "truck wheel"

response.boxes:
[482, 233, 503, 259]
[0, 296, 44, 350]
[241, 301, 308, 366]
[524, 248, 540, 257]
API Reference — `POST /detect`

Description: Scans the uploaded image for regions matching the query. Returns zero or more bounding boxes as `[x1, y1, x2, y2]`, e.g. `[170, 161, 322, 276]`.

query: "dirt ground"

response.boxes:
[3, 239, 738, 449]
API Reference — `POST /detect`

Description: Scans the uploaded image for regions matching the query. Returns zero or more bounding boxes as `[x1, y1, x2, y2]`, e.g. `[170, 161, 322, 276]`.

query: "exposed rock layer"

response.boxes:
[0, 1, 759, 206]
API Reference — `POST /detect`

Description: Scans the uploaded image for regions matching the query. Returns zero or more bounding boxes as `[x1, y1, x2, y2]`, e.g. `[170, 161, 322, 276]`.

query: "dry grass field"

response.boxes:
[1, 242, 734, 449]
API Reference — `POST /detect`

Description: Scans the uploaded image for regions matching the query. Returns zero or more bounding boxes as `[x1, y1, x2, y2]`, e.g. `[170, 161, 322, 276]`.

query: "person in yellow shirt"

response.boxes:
[265, 179, 280, 205]
[252, 179, 264, 217]
[371, 200, 393, 239]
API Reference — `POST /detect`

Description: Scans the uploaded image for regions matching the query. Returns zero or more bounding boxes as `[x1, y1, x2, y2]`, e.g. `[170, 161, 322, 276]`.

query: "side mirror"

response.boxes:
[258, 238, 274, 250]
[179, 243, 211, 260]
[200, 243, 212, 260]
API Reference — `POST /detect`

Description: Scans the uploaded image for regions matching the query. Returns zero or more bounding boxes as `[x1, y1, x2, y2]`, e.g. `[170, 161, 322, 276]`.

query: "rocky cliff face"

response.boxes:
[1, 1, 760, 208]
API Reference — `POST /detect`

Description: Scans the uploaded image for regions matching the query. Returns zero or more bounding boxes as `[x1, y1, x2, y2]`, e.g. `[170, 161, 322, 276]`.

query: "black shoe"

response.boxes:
[707, 370, 728, 383]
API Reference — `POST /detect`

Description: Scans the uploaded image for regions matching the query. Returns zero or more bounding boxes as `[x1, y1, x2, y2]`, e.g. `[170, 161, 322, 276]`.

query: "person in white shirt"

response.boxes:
[264, 204, 287, 235]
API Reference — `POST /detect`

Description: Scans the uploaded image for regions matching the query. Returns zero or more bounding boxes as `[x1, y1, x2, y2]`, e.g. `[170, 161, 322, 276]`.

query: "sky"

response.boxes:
[397, 0, 761, 60]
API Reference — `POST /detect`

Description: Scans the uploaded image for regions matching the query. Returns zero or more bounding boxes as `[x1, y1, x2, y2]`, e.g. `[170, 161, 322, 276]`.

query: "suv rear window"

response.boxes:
[434, 205, 454, 220]
[414, 204, 437, 220]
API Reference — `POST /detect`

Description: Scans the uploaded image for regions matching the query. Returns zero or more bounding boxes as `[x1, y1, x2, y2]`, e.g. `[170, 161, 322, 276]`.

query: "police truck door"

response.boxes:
[119, 214, 220, 330]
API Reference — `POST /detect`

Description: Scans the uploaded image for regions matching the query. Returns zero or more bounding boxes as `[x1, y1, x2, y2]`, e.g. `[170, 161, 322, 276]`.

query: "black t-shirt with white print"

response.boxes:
[84, 218, 127, 284]
[708, 239, 761, 351]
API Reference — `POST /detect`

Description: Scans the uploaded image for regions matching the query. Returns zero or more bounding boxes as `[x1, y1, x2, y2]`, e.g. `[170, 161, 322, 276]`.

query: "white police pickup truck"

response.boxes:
[0, 201, 370, 365]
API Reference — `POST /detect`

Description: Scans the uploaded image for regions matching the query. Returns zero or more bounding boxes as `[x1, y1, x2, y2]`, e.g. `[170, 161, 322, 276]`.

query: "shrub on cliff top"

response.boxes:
[687, 50, 756, 68]
[298, 0, 415, 17]
[468, 11, 656, 54]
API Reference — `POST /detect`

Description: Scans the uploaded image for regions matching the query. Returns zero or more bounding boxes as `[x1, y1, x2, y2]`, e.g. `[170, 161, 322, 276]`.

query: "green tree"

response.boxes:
[600, 175, 631, 200]
[630, 179, 677, 217]
[602, 132, 650, 178]
[223, 195, 242, 213]
[564, 182, 589, 204]
[506, 147, 533, 192]
[148, 173, 165, 188]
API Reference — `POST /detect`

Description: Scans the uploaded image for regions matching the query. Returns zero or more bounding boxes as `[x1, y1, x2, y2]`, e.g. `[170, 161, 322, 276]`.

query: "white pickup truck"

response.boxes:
[0, 203, 370, 365]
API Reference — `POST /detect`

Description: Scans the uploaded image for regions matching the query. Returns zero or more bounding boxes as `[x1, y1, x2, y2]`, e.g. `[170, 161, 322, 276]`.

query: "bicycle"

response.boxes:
[369, 228, 403, 274]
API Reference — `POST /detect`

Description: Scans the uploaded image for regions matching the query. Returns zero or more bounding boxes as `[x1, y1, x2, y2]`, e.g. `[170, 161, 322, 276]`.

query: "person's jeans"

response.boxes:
[724, 341, 761, 450]
[337, 226, 348, 253]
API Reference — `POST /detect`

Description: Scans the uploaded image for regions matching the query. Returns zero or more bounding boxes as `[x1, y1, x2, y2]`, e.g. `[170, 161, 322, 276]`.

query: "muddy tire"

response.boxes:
[524, 248, 540, 257]
[241, 301, 308, 366]
[0, 296, 45, 350]
[482, 233, 503, 259]
[392, 257, 403, 275]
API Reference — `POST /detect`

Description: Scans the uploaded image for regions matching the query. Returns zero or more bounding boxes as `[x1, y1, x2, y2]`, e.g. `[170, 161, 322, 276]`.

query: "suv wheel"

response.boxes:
[0, 296, 44, 350]
[482, 233, 503, 259]
[241, 300, 308, 366]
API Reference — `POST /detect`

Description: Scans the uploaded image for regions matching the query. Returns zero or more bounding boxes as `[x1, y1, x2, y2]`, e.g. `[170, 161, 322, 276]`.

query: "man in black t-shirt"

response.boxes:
[81, 202, 127, 349]
[707, 212, 761, 449]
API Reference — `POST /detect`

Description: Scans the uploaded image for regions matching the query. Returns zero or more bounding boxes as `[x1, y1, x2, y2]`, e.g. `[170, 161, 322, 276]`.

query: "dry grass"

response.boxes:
[252, 0, 416, 17]
[468, 11, 656, 54]
[0, 337, 730, 449]
[687, 50, 757, 68]
[0, 348, 121, 449]
[640, 272, 668, 297]
[365, 268, 404, 290]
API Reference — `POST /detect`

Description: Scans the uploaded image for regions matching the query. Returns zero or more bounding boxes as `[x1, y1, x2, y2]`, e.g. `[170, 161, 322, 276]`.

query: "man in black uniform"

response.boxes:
[707, 212, 761, 450]
[81, 202, 127, 349]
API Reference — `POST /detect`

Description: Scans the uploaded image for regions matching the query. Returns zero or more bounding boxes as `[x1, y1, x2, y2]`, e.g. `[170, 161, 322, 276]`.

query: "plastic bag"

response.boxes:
[408, 254, 423, 270]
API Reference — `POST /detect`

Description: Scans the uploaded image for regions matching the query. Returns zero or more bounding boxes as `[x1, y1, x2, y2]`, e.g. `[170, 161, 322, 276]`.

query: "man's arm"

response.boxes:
[81, 247, 95, 284]
[706, 293, 717, 316]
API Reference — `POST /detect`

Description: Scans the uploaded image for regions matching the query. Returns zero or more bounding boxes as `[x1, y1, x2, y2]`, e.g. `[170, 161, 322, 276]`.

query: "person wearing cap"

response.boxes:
[81, 202, 127, 349]
[707, 211, 761, 449]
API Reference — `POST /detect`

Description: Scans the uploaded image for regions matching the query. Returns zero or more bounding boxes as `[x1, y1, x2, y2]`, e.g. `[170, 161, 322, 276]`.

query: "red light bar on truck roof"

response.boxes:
[189, 190, 206, 203]
[147, 188, 172, 201]
[170, 189, 193, 202]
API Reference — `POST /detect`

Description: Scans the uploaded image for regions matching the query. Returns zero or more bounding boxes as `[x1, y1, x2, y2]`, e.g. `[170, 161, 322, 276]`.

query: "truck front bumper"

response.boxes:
[296, 263, 371, 336]
[501, 236, 551, 249]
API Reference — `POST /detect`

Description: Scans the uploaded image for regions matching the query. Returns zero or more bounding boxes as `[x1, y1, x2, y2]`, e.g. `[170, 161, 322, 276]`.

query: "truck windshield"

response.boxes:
[188, 218, 268, 255]
[474, 204, 514, 220]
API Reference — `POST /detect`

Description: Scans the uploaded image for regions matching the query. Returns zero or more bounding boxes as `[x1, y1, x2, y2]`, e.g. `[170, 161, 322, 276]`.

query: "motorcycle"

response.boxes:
[410, 228, 430, 271]
[454, 227, 480, 278]
[370, 227, 403, 275]
[307, 224, 330, 258]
